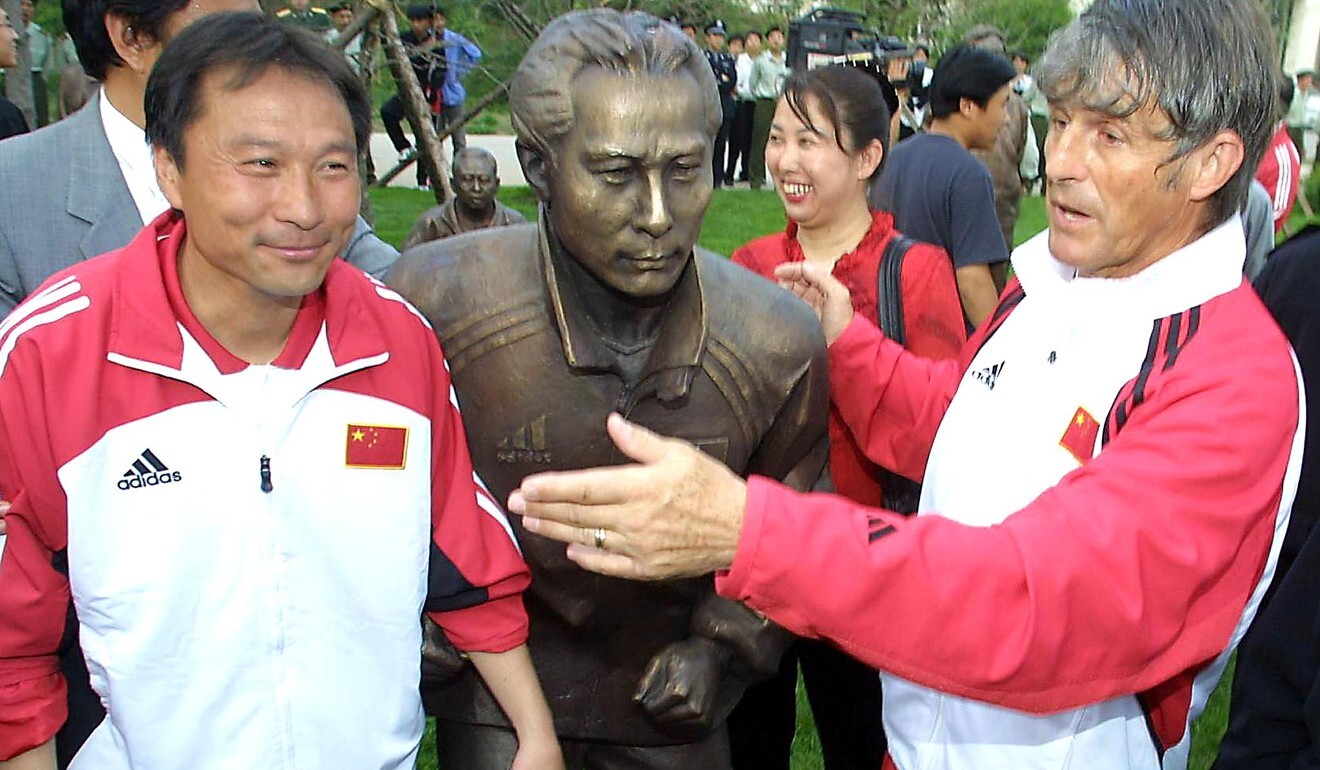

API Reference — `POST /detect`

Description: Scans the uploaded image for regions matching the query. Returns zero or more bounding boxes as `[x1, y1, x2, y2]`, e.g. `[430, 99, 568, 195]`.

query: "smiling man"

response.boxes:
[510, 1, 1306, 769]
[0, 13, 559, 770]
[386, 10, 829, 769]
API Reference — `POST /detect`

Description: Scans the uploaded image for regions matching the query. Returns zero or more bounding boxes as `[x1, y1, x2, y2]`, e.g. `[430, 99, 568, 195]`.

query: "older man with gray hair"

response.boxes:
[510, 1, 1305, 768]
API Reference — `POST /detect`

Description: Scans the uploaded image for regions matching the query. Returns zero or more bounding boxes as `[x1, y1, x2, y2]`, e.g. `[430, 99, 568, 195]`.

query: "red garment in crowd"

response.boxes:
[1257, 121, 1301, 233]
[732, 209, 965, 506]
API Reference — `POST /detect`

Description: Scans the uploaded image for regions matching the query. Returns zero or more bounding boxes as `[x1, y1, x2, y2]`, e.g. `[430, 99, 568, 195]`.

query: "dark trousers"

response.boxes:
[728, 639, 886, 770]
[750, 98, 776, 189]
[382, 93, 439, 185]
[31, 71, 48, 128]
[435, 719, 732, 770]
[728, 100, 754, 182]
[713, 94, 736, 186]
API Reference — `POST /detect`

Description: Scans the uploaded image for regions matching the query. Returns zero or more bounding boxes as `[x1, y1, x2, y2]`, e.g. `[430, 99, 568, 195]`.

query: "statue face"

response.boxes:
[543, 68, 712, 298]
[453, 154, 498, 212]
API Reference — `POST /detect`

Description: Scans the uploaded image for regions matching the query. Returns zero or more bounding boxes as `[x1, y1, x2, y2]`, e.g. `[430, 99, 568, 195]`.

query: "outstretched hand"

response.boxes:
[773, 261, 855, 344]
[513, 414, 747, 581]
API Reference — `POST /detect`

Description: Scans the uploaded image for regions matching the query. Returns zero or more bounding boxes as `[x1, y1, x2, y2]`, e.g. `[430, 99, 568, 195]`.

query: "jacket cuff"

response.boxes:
[0, 670, 66, 761]
[715, 475, 774, 604]
[428, 593, 528, 653]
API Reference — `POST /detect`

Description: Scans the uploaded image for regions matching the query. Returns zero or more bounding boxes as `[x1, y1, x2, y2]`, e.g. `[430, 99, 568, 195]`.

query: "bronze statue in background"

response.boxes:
[386, 10, 830, 769]
[403, 147, 527, 249]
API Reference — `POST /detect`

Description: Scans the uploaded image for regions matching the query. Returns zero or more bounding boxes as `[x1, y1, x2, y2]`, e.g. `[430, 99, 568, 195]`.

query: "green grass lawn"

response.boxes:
[371, 188, 1242, 770]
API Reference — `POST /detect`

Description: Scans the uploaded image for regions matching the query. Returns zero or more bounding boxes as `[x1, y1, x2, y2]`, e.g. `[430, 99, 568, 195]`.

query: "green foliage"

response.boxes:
[30, 0, 66, 37]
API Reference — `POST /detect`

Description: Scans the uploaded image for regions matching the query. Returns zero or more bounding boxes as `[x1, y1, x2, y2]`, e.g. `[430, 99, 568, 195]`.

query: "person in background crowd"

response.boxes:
[871, 43, 1014, 328]
[727, 64, 965, 770]
[403, 146, 525, 248]
[0, 15, 562, 770]
[965, 24, 1031, 253]
[0, 6, 30, 140]
[748, 26, 787, 191]
[512, 2, 1301, 769]
[1257, 71, 1301, 233]
[680, 20, 697, 40]
[381, 3, 445, 188]
[327, 1, 367, 75]
[430, 5, 481, 154]
[20, 0, 52, 127]
[274, 0, 332, 33]
[704, 23, 736, 187]
[729, 29, 760, 185]
[1286, 69, 1315, 159]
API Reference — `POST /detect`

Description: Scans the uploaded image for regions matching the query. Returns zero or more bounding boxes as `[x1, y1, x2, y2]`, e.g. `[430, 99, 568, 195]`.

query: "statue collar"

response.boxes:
[538, 206, 707, 402]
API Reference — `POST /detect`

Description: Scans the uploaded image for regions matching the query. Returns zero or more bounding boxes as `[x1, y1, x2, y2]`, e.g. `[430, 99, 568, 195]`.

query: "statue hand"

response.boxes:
[421, 616, 468, 687]
[634, 638, 724, 734]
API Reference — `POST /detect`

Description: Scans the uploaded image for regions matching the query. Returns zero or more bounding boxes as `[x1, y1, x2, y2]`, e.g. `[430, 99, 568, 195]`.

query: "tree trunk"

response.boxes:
[376, 0, 451, 203]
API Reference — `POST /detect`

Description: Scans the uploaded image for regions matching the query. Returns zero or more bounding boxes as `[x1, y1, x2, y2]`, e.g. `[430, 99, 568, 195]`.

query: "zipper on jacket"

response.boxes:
[259, 455, 273, 493]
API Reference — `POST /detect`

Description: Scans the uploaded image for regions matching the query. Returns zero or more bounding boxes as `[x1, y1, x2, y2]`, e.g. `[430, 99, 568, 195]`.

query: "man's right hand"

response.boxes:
[772, 261, 855, 344]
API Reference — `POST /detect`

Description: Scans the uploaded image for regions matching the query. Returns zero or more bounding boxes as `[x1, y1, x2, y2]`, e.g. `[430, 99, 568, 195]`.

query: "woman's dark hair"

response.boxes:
[927, 43, 1017, 119]
[781, 65, 891, 179]
[62, 0, 192, 80]
[145, 12, 372, 167]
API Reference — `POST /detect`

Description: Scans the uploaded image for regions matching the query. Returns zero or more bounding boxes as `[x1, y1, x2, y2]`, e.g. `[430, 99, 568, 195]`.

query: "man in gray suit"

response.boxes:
[0, 0, 398, 320]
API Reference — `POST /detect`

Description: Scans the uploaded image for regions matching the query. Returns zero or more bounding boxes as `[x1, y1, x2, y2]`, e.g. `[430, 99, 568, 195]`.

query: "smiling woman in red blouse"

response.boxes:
[728, 64, 966, 770]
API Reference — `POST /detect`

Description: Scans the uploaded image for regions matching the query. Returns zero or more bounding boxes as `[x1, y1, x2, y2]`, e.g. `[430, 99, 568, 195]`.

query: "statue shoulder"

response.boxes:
[696, 249, 826, 364]
[385, 222, 542, 330]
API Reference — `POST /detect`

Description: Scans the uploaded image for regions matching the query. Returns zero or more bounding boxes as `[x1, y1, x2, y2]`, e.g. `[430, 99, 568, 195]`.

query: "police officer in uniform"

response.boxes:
[704, 23, 737, 187]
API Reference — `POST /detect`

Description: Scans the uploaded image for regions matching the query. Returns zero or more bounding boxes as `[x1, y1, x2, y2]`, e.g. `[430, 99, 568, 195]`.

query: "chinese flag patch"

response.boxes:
[1059, 407, 1100, 464]
[346, 424, 409, 469]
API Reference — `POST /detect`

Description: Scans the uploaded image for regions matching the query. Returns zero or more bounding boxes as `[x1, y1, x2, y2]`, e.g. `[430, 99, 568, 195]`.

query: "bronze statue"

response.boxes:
[403, 147, 528, 249]
[386, 10, 829, 769]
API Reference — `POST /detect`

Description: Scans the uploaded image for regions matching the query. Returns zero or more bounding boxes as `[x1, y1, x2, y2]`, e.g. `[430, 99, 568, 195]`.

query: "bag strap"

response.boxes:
[876, 233, 916, 348]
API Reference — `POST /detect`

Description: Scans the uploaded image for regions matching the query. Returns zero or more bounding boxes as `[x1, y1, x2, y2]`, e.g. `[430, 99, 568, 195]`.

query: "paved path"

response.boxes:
[369, 132, 526, 188]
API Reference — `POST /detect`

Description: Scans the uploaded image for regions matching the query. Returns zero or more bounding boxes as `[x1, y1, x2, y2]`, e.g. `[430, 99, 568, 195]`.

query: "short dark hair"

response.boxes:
[782, 65, 891, 179]
[728, 33, 745, 46]
[145, 12, 371, 167]
[766, 26, 782, 36]
[406, 3, 433, 20]
[62, 0, 192, 80]
[928, 43, 1017, 119]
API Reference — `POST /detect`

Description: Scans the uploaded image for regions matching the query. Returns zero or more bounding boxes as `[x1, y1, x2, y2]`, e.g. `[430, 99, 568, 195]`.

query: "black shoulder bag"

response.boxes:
[874, 234, 924, 515]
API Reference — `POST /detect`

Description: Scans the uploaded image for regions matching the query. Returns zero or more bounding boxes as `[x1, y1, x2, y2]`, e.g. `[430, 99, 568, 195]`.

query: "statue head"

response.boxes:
[510, 9, 720, 299]
[451, 146, 500, 219]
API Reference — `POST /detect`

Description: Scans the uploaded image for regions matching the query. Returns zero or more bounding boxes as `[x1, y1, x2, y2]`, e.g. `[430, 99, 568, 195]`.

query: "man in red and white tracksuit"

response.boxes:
[0, 211, 533, 768]
[0, 13, 559, 770]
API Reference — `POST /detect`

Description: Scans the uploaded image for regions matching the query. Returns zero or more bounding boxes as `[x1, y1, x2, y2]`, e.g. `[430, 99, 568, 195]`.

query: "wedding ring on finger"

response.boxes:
[593, 527, 607, 550]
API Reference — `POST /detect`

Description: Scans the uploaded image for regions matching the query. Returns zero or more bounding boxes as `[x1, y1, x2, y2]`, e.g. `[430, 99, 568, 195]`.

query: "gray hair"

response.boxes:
[1035, 0, 1276, 230]
[509, 9, 721, 162]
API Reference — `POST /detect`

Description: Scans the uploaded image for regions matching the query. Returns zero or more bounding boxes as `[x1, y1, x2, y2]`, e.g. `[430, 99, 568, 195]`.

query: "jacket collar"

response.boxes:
[538, 206, 707, 402]
[64, 96, 141, 259]
[1011, 214, 1246, 321]
[108, 211, 388, 378]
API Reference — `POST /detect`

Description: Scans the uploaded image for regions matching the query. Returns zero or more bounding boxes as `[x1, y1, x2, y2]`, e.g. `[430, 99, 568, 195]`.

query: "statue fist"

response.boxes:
[634, 637, 725, 736]
[420, 616, 468, 687]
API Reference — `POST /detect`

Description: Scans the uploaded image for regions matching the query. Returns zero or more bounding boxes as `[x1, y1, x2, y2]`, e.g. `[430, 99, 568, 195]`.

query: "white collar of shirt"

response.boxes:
[100, 89, 172, 226]
[1011, 214, 1246, 322]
